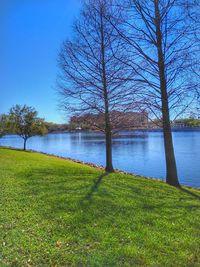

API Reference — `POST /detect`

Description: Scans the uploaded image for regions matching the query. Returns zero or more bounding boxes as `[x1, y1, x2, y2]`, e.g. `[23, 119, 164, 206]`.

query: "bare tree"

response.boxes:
[107, 0, 197, 186]
[58, 0, 139, 172]
[181, 0, 200, 108]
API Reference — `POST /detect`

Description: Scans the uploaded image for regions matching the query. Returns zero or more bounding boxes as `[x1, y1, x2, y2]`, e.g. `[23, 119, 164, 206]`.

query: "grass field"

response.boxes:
[0, 147, 200, 266]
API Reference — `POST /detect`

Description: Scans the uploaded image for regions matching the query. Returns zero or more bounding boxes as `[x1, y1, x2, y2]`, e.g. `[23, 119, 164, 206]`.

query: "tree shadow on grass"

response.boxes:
[16, 166, 200, 223]
[82, 172, 109, 202]
[180, 187, 200, 201]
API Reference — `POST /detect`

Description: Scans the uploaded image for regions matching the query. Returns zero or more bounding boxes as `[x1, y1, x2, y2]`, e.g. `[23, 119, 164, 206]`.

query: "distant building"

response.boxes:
[70, 111, 148, 131]
[115, 111, 148, 129]
[75, 126, 82, 131]
[171, 122, 185, 128]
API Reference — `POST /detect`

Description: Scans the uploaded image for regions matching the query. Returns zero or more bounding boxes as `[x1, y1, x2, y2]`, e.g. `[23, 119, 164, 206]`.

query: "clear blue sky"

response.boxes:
[0, 0, 81, 123]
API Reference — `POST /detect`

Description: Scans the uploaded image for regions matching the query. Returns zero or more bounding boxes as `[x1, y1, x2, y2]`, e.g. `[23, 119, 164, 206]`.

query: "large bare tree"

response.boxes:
[58, 0, 139, 172]
[107, 0, 197, 186]
[182, 0, 200, 108]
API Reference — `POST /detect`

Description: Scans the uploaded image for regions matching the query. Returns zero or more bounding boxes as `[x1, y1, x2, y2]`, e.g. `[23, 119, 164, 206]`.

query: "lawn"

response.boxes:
[0, 148, 200, 266]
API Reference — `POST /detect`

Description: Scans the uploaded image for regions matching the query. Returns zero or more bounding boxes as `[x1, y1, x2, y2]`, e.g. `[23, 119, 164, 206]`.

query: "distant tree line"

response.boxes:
[1, 106, 199, 140]
[174, 118, 200, 127]
[45, 122, 70, 133]
[0, 115, 9, 137]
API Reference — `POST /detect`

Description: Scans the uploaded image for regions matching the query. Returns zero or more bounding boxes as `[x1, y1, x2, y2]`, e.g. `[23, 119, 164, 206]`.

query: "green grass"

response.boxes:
[0, 148, 200, 267]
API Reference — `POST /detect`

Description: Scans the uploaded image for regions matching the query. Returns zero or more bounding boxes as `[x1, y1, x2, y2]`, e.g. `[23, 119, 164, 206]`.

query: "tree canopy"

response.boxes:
[0, 114, 9, 137]
[9, 105, 48, 150]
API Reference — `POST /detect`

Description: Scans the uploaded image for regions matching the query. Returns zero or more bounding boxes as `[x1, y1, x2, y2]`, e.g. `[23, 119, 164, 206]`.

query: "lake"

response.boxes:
[1, 129, 200, 187]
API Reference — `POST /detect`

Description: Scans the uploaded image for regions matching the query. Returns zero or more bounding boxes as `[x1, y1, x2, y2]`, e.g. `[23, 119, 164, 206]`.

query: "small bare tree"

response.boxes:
[58, 0, 139, 172]
[107, 0, 198, 186]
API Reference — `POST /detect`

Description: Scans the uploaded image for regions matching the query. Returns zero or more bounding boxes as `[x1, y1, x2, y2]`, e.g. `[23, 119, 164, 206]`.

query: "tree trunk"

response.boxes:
[105, 125, 114, 172]
[100, 5, 114, 173]
[163, 121, 179, 186]
[154, 0, 180, 187]
[23, 138, 27, 151]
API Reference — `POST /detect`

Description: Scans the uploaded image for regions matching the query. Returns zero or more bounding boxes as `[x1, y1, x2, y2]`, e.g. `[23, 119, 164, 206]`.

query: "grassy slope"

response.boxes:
[0, 148, 200, 267]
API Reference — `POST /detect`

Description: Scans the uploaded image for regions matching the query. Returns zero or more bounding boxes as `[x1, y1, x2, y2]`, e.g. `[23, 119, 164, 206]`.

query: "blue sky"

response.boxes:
[0, 0, 81, 123]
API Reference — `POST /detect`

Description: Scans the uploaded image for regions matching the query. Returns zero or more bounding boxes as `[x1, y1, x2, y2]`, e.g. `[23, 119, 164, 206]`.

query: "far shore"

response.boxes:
[46, 126, 200, 134]
[2, 126, 200, 136]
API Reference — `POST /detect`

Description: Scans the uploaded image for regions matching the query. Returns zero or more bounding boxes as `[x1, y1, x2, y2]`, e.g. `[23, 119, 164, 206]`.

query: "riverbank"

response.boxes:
[1, 145, 198, 190]
[1, 147, 200, 266]
[0, 145, 166, 185]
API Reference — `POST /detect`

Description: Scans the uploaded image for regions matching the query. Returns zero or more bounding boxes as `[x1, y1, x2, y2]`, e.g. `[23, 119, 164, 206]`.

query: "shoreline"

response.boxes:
[49, 126, 200, 134]
[1, 145, 199, 190]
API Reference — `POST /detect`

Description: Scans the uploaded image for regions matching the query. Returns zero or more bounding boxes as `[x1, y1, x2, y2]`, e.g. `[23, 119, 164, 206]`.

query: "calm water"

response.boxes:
[1, 130, 200, 187]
